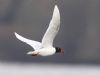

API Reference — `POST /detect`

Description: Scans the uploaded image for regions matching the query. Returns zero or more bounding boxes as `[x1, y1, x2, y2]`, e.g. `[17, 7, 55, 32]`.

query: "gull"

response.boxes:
[14, 5, 63, 56]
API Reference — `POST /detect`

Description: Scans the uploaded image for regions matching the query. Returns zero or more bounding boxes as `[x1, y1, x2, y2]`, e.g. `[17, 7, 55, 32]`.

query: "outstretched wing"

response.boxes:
[14, 32, 41, 50]
[41, 5, 60, 47]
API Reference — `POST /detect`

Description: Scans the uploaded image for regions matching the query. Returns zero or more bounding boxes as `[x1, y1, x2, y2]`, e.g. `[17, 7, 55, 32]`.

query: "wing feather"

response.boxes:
[42, 5, 60, 47]
[14, 32, 41, 50]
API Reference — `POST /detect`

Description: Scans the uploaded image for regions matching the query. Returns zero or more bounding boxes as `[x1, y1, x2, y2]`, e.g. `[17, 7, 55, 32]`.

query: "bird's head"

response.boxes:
[55, 47, 64, 54]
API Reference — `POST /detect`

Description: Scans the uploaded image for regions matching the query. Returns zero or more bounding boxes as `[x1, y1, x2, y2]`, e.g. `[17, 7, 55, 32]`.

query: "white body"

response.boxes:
[29, 47, 56, 56]
[14, 5, 60, 56]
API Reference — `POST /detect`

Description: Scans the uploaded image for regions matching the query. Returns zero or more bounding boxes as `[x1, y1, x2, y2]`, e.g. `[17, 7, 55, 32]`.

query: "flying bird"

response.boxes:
[14, 5, 63, 56]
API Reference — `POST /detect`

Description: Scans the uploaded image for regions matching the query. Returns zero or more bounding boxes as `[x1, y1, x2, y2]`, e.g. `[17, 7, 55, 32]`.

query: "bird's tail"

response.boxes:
[27, 51, 34, 55]
[27, 51, 38, 56]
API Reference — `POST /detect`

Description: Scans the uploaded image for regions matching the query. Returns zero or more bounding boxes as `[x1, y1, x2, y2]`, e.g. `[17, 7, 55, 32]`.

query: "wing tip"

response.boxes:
[55, 5, 58, 8]
[14, 32, 24, 41]
[14, 32, 19, 38]
[14, 32, 17, 35]
[54, 5, 59, 11]
[53, 5, 60, 17]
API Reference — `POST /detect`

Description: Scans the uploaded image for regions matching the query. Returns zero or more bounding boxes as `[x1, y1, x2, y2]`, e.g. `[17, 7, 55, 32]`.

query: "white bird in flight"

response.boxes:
[14, 5, 64, 56]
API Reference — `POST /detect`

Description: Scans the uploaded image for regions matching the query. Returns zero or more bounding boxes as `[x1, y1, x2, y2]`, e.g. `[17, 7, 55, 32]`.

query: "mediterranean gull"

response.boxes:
[14, 5, 63, 56]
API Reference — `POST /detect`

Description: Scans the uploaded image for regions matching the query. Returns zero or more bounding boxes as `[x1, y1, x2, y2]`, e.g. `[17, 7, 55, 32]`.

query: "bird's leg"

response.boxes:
[31, 54, 38, 56]
[31, 52, 40, 56]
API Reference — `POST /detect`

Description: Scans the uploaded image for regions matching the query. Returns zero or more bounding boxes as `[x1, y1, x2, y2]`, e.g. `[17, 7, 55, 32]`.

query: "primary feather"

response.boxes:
[14, 32, 41, 50]
[42, 5, 60, 47]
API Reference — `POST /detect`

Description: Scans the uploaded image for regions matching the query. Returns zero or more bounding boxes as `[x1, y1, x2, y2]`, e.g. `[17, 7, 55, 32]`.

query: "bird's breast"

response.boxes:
[38, 47, 56, 56]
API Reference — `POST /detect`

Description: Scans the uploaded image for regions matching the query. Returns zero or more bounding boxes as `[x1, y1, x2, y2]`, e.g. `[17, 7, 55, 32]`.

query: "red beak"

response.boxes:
[61, 48, 64, 54]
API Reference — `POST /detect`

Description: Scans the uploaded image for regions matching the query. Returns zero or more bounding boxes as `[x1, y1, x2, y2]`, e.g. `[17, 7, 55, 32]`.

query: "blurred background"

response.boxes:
[0, 0, 100, 75]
